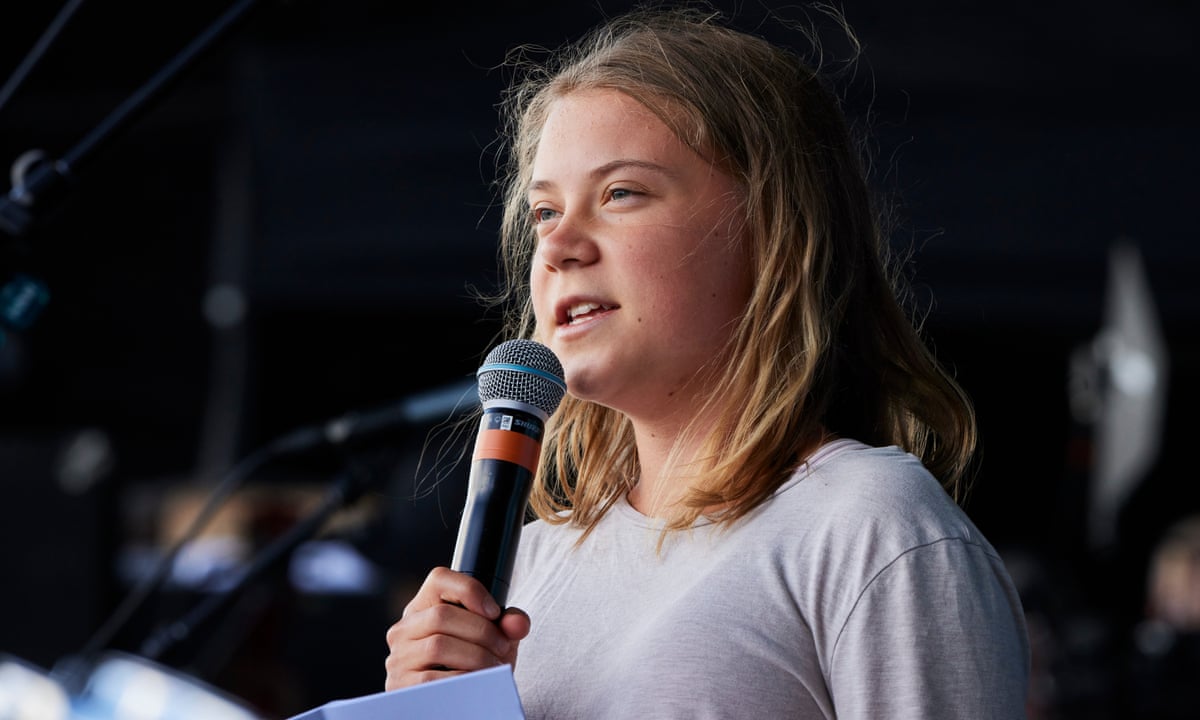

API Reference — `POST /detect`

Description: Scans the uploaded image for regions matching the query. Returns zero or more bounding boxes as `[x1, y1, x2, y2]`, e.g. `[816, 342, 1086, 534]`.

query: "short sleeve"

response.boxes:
[828, 538, 1030, 719]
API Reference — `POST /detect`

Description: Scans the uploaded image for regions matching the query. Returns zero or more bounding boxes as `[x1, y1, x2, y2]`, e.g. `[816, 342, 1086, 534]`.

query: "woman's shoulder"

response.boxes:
[772, 438, 989, 550]
[784, 438, 948, 501]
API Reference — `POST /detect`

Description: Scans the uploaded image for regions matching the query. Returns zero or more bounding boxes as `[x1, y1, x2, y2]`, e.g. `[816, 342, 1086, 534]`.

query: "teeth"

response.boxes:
[567, 302, 606, 323]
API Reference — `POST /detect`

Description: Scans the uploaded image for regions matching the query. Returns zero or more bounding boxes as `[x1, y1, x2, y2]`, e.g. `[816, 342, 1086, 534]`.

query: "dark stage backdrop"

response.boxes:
[1, 1, 1197, 717]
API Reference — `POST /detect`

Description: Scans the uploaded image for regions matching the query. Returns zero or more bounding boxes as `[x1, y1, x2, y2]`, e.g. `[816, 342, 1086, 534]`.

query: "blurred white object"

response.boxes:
[0, 655, 70, 720]
[1070, 240, 1169, 550]
[289, 540, 382, 595]
[70, 653, 261, 720]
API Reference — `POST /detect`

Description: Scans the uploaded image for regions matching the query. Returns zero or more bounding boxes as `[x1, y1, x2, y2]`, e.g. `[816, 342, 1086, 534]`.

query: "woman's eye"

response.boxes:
[609, 188, 635, 201]
[531, 207, 559, 224]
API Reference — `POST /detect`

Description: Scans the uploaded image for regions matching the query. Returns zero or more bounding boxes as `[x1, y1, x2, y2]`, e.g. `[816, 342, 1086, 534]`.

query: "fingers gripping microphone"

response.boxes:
[451, 339, 566, 607]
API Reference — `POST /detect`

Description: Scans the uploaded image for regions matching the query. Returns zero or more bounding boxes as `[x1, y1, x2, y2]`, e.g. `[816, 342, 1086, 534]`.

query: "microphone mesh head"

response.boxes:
[476, 339, 566, 419]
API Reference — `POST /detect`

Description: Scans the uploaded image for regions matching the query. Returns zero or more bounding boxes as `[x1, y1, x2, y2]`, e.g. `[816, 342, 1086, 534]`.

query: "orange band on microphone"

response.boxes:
[473, 429, 542, 472]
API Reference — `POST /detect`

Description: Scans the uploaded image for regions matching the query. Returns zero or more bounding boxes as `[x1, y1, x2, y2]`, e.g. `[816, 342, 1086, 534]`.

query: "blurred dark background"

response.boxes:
[1, 1, 1197, 718]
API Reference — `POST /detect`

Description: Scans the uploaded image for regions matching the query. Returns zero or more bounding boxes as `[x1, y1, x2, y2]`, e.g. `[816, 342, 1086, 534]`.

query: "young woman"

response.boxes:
[385, 7, 1030, 718]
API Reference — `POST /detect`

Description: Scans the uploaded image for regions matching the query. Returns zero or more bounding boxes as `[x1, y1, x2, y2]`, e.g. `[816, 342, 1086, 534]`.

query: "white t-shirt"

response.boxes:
[509, 439, 1030, 719]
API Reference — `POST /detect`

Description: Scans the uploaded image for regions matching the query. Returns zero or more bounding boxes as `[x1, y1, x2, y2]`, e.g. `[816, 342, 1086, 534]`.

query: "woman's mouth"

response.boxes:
[558, 300, 618, 326]
[564, 301, 614, 326]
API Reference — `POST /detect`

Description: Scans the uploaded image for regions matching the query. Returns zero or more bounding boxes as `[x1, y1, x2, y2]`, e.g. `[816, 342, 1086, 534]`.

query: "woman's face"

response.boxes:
[528, 89, 751, 424]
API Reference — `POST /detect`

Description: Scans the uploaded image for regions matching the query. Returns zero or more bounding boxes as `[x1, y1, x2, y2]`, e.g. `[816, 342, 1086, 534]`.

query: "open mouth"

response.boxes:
[562, 301, 616, 326]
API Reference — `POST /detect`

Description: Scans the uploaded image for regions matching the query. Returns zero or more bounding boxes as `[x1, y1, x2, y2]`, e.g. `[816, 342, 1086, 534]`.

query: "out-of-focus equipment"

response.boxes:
[0, 654, 71, 720]
[0, 652, 262, 720]
[0, 0, 269, 345]
[1068, 240, 1168, 552]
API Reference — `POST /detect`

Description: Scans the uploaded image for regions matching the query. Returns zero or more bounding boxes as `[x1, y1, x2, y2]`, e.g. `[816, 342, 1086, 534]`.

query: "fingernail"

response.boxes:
[485, 597, 501, 617]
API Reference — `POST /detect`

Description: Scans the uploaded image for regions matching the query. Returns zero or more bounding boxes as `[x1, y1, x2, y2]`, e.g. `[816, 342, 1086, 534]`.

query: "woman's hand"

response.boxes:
[384, 566, 531, 690]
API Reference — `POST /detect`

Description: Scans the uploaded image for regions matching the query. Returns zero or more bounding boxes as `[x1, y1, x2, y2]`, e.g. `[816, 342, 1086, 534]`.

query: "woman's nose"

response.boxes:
[537, 212, 600, 272]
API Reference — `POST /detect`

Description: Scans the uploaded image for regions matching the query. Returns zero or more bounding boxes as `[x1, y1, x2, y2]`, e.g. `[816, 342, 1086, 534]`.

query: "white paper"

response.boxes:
[285, 665, 525, 720]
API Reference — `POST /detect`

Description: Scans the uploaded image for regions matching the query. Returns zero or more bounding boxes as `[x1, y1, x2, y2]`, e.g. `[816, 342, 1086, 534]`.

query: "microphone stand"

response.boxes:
[1, 0, 269, 339]
[0, 0, 267, 239]
[53, 380, 478, 694]
[138, 463, 379, 665]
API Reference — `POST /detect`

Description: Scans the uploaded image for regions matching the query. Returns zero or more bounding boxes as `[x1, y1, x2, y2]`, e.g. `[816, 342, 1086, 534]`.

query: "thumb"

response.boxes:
[497, 607, 531, 665]
[499, 606, 531, 641]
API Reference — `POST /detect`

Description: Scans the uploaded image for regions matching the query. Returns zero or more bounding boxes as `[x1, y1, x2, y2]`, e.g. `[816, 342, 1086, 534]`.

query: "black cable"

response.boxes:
[54, 428, 319, 691]
[52, 379, 475, 687]
[2, 0, 267, 240]
[0, 0, 86, 116]
[138, 464, 376, 663]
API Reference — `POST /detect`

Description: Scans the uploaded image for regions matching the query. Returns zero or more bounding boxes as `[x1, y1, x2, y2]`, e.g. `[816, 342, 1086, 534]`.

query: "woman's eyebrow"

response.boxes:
[528, 158, 676, 194]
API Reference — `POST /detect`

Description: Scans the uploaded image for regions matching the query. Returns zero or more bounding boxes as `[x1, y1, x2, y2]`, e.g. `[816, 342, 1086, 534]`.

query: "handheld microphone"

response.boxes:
[451, 339, 566, 607]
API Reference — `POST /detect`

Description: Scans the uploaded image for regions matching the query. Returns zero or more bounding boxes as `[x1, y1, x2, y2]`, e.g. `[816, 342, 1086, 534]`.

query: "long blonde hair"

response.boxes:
[492, 6, 976, 534]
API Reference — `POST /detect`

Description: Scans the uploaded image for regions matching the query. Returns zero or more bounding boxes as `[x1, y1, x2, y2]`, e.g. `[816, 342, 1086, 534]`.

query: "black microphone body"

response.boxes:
[452, 406, 543, 606]
[451, 340, 566, 607]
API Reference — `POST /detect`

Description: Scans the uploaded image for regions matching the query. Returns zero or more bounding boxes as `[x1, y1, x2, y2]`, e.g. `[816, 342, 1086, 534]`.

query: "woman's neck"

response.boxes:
[626, 415, 709, 517]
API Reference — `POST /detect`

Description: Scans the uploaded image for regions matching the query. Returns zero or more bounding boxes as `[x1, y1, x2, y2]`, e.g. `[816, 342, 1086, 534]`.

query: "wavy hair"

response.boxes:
[491, 5, 976, 534]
